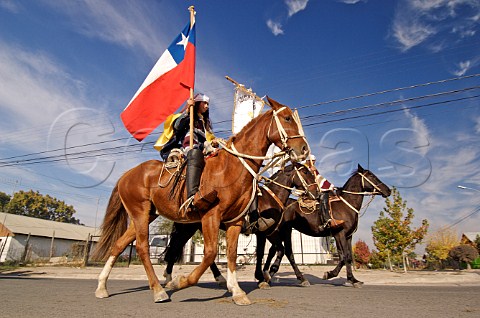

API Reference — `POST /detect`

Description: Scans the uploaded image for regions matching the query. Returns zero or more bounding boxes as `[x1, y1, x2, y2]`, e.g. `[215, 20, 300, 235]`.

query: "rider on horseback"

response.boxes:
[156, 93, 218, 211]
[306, 154, 345, 230]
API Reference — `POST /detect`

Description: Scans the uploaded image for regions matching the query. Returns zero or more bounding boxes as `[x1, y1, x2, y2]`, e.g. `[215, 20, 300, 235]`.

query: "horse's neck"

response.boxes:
[265, 174, 293, 203]
[227, 112, 272, 168]
[340, 173, 364, 209]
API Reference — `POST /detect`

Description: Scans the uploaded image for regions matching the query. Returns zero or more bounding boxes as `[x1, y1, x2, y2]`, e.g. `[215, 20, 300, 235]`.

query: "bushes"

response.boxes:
[448, 244, 479, 270]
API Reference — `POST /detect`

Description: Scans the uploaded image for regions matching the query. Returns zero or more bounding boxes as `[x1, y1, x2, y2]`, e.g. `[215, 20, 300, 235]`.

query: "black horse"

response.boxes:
[262, 164, 391, 287]
[162, 162, 319, 286]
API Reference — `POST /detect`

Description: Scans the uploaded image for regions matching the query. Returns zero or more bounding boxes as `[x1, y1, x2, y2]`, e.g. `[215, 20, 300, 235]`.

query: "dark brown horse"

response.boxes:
[92, 97, 309, 305]
[162, 162, 319, 286]
[262, 164, 391, 287]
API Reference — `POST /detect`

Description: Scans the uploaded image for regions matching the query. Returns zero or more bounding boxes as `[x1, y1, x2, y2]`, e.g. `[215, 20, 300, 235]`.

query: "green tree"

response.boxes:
[425, 228, 459, 269]
[475, 235, 480, 252]
[0, 191, 11, 211]
[5, 190, 81, 224]
[371, 187, 429, 271]
[353, 240, 371, 269]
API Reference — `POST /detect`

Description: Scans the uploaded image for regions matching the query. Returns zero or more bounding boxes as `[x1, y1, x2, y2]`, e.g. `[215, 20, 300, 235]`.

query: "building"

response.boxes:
[185, 231, 332, 265]
[460, 232, 480, 247]
[0, 212, 99, 263]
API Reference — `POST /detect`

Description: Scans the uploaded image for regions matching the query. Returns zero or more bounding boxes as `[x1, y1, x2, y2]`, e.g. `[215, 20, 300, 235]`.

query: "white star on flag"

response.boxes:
[177, 33, 189, 51]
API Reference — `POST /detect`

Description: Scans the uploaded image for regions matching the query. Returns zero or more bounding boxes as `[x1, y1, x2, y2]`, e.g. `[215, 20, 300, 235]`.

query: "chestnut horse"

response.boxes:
[162, 162, 319, 286]
[92, 97, 309, 305]
[262, 164, 391, 287]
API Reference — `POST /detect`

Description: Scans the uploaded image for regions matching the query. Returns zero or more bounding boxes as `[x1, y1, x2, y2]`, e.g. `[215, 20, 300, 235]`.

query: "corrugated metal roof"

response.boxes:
[0, 212, 100, 241]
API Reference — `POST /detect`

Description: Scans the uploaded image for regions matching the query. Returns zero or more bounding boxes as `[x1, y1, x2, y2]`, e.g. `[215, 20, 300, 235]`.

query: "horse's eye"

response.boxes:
[285, 116, 291, 122]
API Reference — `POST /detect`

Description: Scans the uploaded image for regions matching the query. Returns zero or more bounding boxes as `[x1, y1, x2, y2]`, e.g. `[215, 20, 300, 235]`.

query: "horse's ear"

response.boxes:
[358, 164, 364, 172]
[266, 96, 282, 111]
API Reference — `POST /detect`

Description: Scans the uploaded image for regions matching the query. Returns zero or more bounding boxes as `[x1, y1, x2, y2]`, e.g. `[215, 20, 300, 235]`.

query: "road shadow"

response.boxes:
[0, 270, 47, 278]
[262, 271, 349, 287]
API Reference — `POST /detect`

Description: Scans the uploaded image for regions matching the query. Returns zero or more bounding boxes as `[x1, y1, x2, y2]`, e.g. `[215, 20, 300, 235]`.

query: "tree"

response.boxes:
[425, 228, 459, 269]
[5, 190, 81, 224]
[151, 217, 174, 235]
[371, 187, 429, 272]
[448, 244, 479, 270]
[353, 240, 371, 269]
[0, 191, 11, 211]
[475, 235, 480, 252]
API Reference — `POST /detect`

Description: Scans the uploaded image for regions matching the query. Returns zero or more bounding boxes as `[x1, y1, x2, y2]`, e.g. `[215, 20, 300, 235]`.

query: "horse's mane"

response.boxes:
[225, 108, 273, 147]
[267, 163, 294, 183]
[342, 166, 365, 189]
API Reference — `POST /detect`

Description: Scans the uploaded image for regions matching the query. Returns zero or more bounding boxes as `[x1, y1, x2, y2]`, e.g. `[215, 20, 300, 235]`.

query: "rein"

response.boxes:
[222, 107, 307, 224]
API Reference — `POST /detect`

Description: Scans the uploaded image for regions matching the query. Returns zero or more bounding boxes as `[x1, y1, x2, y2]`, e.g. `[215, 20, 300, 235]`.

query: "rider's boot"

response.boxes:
[245, 196, 275, 233]
[323, 191, 344, 229]
[186, 149, 217, 212]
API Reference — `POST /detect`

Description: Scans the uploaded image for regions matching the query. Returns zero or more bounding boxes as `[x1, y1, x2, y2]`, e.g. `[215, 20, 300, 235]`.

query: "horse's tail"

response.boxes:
[91, 183, 128, 261]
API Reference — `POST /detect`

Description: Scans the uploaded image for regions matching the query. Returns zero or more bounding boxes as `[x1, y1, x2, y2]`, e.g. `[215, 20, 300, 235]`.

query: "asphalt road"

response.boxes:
[1, 277, 479, 318]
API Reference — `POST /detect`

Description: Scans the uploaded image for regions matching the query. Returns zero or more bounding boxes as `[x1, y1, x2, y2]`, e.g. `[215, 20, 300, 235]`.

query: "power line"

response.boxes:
[1, 90, 478, 168]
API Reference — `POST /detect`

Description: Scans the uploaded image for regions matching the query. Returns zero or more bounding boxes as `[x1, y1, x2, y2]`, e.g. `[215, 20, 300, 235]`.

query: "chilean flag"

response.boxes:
[121, 20, 196, 141]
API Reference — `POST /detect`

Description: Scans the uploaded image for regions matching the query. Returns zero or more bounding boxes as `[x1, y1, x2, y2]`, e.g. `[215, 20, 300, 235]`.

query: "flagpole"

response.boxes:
[188, 5, 195, 150]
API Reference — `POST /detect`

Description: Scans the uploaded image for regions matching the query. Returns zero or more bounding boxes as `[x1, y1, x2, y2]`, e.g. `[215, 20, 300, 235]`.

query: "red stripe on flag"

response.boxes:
[121, 45, 195, 141]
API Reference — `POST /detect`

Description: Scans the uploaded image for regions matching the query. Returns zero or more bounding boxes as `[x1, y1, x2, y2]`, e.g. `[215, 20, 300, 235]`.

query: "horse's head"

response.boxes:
[266, 97, 309, 162]
[275, 162, 319, 199]
[357, 164, 391, 198]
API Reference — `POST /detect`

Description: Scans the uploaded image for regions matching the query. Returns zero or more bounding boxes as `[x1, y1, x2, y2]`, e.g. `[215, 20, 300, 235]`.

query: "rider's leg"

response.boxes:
[247, 195, 275, 232]
[321, 191, 344, 229]
[186, 148, 217, 211]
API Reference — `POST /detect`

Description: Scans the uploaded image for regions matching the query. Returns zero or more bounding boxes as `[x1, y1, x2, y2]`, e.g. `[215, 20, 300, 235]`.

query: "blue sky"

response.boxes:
[0, 0, 479, 251]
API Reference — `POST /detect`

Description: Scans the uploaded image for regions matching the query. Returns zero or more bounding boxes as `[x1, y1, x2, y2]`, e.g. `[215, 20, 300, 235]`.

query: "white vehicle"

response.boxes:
[149, 235, 169, 262]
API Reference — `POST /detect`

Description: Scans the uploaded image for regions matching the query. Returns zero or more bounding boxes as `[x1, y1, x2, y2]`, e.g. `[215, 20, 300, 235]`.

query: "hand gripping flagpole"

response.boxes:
[188, 6, 196, 149]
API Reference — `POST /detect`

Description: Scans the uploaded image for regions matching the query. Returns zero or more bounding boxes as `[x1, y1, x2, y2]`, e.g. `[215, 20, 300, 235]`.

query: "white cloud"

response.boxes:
[392, 13, 436, 52]
[453, 60, 471, 76]
[285, 0, 309, 17]
[267, 19, 285, 36]
[391, 0, 480, 52]
[41, 0, 168, 59]
[266, 0, 309, 35]
[475, 117, 480, 133]
[338, 0, 365, 4]
[0, 0, 22, 13]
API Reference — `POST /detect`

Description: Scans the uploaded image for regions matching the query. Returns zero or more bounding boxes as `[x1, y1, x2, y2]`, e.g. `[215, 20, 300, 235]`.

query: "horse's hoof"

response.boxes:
[165, 275, 181, 290]
[300, 279, 311, 287]
[353, 281, 364, 288]
[165, 278, 178, 290]
[258, 281, 271, 290]
[154, 290, 170, 303]
[215, 275, 227, 288]
[232, 294, 252, 306]
[95, 288, 109, 299]
[322, 272, 329, 280]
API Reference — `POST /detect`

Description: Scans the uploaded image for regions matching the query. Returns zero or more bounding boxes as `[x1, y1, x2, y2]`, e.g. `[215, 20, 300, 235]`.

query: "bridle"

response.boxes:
[222, 107, 309, 224]
[261, 164, 318, 202]
[341, 172, 386, 196]
[338, 171, 387, 214]
[267, 107, 307, 160]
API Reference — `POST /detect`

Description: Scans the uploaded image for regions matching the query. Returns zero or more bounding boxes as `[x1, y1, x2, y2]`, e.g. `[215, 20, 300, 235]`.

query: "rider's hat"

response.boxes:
[194, 93, 210, 103]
